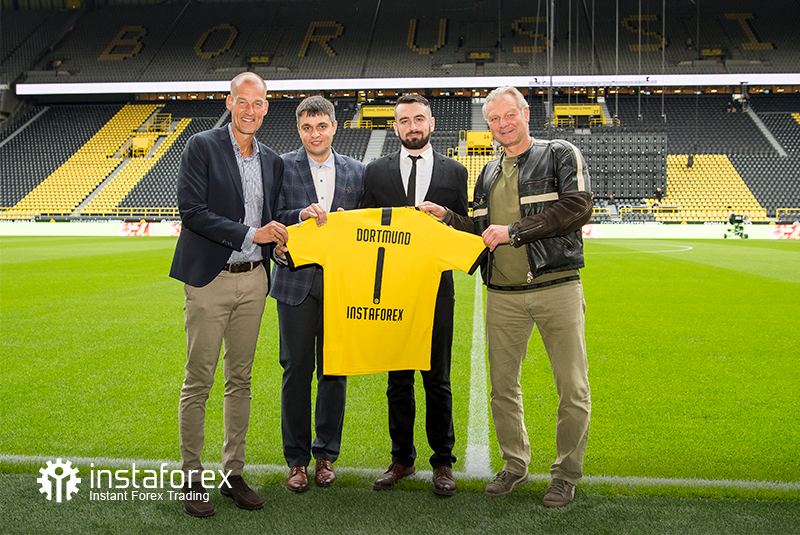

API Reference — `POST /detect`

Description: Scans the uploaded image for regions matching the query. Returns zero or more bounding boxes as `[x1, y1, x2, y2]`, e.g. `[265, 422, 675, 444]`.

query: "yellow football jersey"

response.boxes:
[286, 207, 487, 375]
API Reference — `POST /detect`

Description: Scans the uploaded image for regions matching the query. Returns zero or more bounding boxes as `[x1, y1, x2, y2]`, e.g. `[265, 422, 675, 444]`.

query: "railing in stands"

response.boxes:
[343, 119, 377, 129]
[776, 208, 800, 220]
[591, 117, 622, 127]
[592, 207, 611, 217]
[448, 146, 498, 157]
[145, 113, 172, 132]
[543, 118, 622, 128]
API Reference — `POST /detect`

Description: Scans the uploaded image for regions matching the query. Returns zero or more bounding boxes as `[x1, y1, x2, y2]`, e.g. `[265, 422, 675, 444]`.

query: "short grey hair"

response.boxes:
[295, 95, 336, 125]
[482, 86, 529, 122]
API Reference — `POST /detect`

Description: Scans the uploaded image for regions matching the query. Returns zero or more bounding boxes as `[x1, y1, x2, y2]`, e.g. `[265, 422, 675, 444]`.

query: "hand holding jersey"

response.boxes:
[284, 207, 487, 375]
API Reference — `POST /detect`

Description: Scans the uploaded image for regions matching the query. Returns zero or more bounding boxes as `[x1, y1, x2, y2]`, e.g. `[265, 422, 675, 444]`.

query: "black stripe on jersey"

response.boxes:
[381, 207, 392, 226]
[373, 247, 386, 304]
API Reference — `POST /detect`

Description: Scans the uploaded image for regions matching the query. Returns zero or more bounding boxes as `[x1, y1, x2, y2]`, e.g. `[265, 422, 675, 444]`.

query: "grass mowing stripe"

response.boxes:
[465, 273, 492, 478]
[587, 245, 694, 254]
[3, 472, 799, 535]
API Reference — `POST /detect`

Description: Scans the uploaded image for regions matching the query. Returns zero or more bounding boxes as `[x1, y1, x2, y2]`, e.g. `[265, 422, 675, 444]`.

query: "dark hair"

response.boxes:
[395, 94, 430, 108]
[295, 95, 336, 125]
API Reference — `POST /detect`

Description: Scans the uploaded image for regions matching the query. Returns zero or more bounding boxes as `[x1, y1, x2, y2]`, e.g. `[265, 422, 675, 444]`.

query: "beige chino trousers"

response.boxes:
[485, 281, 591, 485]
[179, 264, 268, 482]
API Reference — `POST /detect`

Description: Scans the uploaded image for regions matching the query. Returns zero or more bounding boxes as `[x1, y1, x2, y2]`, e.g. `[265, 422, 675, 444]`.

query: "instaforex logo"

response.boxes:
[37, 459, 230, 503]
[38, 459, 82, 502]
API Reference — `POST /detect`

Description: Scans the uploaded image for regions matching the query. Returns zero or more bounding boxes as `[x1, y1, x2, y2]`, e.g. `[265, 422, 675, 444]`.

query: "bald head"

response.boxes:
[230, 72, 267, 100]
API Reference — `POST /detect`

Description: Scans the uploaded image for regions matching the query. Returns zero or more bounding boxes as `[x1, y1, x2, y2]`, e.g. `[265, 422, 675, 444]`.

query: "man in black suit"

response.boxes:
[170, 72, 287, 517]
[361, 94, 469, 496]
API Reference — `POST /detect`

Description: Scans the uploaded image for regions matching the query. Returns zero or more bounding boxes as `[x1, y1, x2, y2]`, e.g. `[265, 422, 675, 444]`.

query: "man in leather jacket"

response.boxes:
[420, 86, 592, 507]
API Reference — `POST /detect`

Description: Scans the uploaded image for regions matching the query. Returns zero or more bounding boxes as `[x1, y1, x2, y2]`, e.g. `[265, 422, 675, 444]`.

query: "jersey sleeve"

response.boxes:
[285, 217, 335, 269]
[417, 211, 488, 275]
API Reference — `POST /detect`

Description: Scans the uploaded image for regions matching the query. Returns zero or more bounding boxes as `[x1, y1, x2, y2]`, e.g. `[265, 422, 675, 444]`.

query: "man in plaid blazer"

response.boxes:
[269, 96, 365, 492]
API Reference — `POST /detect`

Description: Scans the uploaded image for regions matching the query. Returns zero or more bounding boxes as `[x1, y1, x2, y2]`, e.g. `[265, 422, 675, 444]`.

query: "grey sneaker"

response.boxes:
[543, 478, 576, 507]
[485, 470, 529, 497]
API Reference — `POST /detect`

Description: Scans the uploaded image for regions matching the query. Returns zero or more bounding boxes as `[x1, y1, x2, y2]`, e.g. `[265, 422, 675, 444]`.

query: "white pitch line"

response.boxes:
[464, 273, 493, 479]
[3, 454, 799, 492]
[4, 451, 800, 492]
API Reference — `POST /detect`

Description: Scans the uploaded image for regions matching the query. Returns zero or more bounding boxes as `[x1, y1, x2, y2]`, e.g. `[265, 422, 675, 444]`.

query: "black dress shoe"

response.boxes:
[373, 462, 416, 490]
[432, 465, 457, 496]
[220, 475, 263, 510]
[183, 483, 214, 517]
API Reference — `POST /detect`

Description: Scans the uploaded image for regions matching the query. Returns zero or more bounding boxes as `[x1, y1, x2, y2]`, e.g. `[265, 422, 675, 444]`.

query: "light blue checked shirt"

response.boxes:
[227, 124, 263, 263]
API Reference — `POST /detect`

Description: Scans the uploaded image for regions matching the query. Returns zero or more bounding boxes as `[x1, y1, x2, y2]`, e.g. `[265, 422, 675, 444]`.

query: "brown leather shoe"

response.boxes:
[287, 466, 309, 492]
[220, 475, 263, 510]
[372, 462, 416, 490]
[432, 465, 457, 496]
[182, 482, 215, 517]
[314, 458, 336, 487]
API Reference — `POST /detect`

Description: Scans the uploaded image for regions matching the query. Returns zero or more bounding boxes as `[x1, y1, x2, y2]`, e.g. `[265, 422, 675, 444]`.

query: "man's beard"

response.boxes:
[400, 132, 430, 150]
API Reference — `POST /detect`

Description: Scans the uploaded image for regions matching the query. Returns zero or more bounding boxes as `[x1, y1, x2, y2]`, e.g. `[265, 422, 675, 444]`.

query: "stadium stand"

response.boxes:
[659, 154, 768, 223]
[12, 0, 800, 85]
[25, 6, 184, 84]
[119, 117, 218, 213]
[0, 105, 46, 143]
[598, 94, 775, 155]
[2, 1, 799, 224]
[9, 104, 159, 217]
[3, 91, 798, 222]
[81, 117, 192, 215]
[0, 104, 123, 209]
[1, 9, 74, 86]
[430, 97, 471, 131]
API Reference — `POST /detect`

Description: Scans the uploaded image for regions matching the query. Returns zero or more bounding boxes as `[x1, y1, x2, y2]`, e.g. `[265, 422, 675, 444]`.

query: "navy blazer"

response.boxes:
[361, 149, 469, 297]
[269, 147, 365, 306]
[170, 125, 283, 288]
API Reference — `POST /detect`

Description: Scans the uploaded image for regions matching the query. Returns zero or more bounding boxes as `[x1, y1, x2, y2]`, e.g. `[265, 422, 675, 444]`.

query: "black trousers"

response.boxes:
[387, 293, 456, 468]
[277, 269, 347, 467]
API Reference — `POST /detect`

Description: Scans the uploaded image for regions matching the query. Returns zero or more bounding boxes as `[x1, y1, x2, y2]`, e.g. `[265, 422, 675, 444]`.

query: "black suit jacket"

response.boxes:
[361, 149, 469, 297]
[170, 125, 283, 288]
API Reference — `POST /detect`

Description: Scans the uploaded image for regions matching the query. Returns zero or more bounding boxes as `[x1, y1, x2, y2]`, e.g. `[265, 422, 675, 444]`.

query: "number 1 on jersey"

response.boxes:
[373, 247, 386, 304]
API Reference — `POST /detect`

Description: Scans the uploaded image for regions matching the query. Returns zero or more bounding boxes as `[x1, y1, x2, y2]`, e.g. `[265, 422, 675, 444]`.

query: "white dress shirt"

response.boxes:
[399, 145, 433, 206]
[307, 151, 336, 214]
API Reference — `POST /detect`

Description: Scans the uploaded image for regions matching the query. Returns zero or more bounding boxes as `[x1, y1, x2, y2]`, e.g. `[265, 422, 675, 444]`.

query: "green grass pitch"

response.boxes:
[1, 236, 798, 533]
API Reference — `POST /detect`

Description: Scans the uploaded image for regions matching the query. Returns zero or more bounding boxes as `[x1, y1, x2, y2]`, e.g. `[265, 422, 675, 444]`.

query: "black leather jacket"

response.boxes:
[446, 138, 593, 288]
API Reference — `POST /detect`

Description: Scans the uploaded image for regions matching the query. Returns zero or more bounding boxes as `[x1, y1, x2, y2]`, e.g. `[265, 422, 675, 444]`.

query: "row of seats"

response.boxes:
[0, 104, 124, 207]
[121, 119, 217, 209]
[10, 104, 160, 216]
[658, 154, 769, 222]
[6, 0, 800, 85]
[2, 95, 799, 220]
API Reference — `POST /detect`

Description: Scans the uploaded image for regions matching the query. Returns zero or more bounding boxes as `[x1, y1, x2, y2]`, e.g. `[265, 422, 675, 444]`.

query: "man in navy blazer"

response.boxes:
[361, 94, 469, 496]
[269, 96, 365, 492]
[170, 72, 287, 517]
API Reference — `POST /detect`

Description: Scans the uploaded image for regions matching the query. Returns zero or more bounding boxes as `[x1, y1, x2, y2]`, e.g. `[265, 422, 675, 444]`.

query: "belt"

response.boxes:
[486, 274, 580, 292]
[222, 261, 262, 273]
